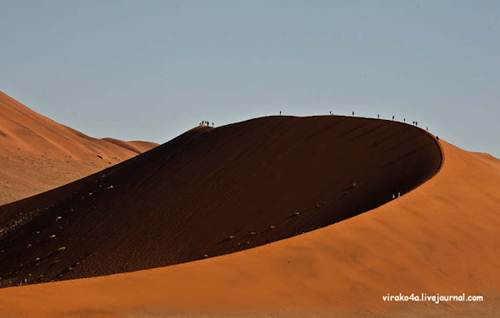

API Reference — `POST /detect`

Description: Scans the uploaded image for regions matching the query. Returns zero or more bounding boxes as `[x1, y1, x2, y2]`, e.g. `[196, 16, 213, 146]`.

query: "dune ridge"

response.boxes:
[0, 91, 157, 205]
[0, 115, 441, 288]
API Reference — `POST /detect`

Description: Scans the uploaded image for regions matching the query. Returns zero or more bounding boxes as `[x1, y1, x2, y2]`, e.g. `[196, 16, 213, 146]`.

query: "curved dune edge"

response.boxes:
[0, 141, 498, 317]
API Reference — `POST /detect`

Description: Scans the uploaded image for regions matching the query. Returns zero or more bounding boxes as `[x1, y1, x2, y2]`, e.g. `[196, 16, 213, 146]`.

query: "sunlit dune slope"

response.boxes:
[0, 91, 157, 204]
[0, 115, 441, 287]
[0, 141, 498, 318]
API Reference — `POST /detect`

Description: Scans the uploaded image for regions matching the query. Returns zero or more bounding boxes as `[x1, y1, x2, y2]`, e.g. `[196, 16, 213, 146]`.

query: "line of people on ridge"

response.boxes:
[199, 121, 214, 127]
[199, 109, 438, 140]
[278, 110, 435, 139]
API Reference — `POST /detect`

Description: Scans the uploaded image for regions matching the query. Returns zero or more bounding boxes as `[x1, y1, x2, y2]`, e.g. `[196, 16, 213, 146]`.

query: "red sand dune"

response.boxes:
[0, 91, 157, 205]
[0, 116, 498, 317]
[0, 115, 441, 287]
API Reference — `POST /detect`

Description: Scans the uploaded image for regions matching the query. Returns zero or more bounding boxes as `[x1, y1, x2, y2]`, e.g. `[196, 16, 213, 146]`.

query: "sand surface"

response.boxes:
[0, 91, 157, 205]
[0, 116, 498, 317]
[0, 115, 441, 285]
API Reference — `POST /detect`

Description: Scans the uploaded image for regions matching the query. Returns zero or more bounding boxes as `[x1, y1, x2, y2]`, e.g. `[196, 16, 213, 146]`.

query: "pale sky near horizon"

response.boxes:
[1, 1, 499, 156]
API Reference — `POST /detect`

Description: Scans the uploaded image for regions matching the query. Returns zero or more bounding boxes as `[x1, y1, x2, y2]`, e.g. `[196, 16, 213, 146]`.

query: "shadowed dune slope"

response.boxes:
[0, 115, 441, 287]
[0, 91, 157, 205]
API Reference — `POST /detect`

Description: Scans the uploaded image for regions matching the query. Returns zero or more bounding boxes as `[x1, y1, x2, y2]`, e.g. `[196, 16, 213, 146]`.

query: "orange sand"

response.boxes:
[0, 141, 498, 317]
[0, 91, 157, 205]
[0, 116, 441, 284]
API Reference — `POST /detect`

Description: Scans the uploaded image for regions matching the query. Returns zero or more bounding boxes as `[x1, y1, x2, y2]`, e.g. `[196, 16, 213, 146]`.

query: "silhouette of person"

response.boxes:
[352, 111, 355, 116]
[392, 115, 395, 120]
[377, 114, 380, 119]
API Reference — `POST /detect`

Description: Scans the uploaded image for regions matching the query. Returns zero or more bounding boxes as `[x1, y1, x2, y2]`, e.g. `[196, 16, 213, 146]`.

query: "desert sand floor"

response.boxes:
[0, 138, 498, 317]
[0, 91, 157, 205]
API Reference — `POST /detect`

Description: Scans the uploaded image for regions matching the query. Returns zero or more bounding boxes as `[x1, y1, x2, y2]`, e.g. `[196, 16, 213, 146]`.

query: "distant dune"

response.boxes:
[0, 91, 157, 205]
[0, 115, 498, 317]
[0, 115, 440, 286]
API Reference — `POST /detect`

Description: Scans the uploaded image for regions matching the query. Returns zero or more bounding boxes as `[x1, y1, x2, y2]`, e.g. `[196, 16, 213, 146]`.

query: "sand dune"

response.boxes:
[0, 116, 498, 317]
[0, 91, 157, 205]
[0, 115, 441, 287]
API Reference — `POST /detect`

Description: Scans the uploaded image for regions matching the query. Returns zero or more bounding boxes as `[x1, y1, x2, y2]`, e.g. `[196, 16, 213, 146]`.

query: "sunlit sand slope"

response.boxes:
[0, 91, 157, 205]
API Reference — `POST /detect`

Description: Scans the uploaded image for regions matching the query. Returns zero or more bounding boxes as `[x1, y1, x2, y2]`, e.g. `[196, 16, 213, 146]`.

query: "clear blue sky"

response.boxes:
[1, 1, 499, 156]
